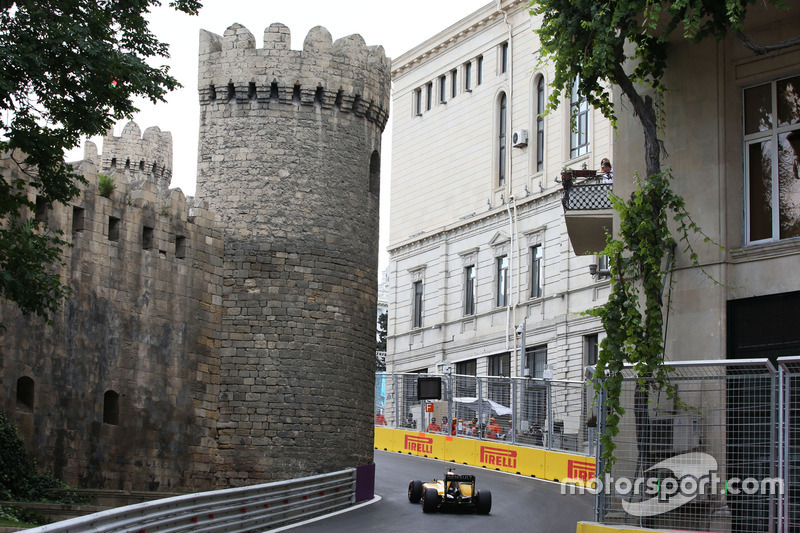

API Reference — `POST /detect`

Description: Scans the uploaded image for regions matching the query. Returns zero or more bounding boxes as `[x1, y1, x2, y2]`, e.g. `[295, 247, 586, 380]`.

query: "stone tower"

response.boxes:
[195, 23, 390, 484]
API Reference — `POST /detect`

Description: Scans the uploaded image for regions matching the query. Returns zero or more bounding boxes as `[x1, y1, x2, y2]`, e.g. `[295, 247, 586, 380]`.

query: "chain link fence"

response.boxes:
[593, 358, 800, 533]
[374, 373, 594, 455]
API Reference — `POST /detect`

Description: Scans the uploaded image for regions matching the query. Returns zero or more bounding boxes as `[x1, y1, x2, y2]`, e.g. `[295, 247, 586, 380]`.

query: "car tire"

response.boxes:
[475, 489, 492, 514]
[422, 487, 439, 513]
[408, 479, 423, 503]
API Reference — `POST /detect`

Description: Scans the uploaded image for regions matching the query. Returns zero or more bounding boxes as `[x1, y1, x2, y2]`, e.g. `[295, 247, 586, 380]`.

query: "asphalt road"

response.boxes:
[285, 449, 594, 532]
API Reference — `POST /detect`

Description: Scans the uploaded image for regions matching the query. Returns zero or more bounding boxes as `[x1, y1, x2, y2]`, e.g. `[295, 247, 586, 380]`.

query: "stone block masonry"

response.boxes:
[0, 133, 224, 491]
[196, 22, 390, 485]
[0, 22, 390, 492]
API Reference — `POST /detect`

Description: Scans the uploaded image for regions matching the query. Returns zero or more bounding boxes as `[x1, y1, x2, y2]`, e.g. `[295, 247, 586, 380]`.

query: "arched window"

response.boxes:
[369, 151, 380, 196]
[536, 76, 545, 172]
[103, 390, 119, 425]
[16, 376, 34, 411]
[498, 92, 507, 186]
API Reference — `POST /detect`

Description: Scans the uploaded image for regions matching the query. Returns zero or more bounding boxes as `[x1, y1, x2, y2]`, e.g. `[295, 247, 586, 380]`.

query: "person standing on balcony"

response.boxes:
[600, 158, 613, 183]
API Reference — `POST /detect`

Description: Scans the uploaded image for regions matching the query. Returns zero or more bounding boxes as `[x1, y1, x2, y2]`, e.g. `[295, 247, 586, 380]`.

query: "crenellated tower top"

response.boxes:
[85, 121, 173, 192]
[197, 23, 391, 130]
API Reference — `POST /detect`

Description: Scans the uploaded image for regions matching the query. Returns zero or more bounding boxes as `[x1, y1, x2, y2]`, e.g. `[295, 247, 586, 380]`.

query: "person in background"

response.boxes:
[375, 410, 387, 426]
[600, 158, 613, 183]
[427, 417, 441, 433]
[405, 412, 416, 429]
[486, 417, 502, 439]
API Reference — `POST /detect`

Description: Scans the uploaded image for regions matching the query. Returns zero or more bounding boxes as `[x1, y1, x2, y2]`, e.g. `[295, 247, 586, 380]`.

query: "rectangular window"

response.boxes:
[414, 88, 422, 115]
[570, 76, 590, 158]
[465, 62, 472, 91]
[584, 334, 599, 366]
[72, 207, 85, 233]
[477, 56, 483, 85]
[489, 352, 510, 377]
[142, 225, 153, 249]
[451, 69, 458, 98]
[744, 75, 800, 243]
[496, 255, 509, 307]
[426, 82, 433, 110]
[500, 42, 508, 74]
[464, 265, 476, 315]
[412, 280, 423, 328]
[530, 245, 543, 298]
[525, 344, 547, 378]
[175, 236, 187, 259]
[439, 75, 447, 104]
[456, 359, 477, 376]
[108, 216, 120, 241]
[35, 196, 47, 223]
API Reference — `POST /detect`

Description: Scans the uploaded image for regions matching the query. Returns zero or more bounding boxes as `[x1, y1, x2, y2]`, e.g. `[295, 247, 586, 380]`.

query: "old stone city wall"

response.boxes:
[0, 125, 224, 491]
[0, 22, 390, 492]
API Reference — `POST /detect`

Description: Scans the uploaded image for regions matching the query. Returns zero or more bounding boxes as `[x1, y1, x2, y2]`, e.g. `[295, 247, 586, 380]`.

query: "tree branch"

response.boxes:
[735, 31, 800, 55]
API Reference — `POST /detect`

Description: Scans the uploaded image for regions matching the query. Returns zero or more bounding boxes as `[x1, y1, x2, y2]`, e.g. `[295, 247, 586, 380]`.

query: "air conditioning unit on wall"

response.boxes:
[512, 129, 528, 147]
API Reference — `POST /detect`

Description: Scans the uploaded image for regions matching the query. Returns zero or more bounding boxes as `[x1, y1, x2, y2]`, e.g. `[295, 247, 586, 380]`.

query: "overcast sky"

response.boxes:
[69, 0, 492, 272]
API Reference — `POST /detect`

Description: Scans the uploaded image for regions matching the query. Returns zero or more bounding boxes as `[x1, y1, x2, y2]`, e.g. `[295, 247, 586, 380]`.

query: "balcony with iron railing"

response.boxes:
[560, 169, 613, 255]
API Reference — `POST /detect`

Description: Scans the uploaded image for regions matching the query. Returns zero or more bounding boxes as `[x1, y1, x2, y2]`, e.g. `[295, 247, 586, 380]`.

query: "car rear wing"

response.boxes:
[444, 474, 475, 483]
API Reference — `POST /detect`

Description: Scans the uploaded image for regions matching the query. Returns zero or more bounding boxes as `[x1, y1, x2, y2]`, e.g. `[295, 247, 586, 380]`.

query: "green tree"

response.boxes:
[530, 0, 797, 467]
[0, 0, 201, 325]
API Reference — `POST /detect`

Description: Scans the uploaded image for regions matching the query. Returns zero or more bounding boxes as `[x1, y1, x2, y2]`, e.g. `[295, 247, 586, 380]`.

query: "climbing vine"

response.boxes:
[586, 170, 714, 469]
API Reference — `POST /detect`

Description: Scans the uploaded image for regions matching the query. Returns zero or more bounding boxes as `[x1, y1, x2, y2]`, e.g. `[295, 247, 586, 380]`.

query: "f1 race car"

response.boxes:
[408, 471, 492, 514]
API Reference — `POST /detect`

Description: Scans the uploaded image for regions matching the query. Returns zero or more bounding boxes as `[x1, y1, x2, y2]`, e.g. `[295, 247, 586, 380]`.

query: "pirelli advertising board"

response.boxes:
[374, 427, 595, 483]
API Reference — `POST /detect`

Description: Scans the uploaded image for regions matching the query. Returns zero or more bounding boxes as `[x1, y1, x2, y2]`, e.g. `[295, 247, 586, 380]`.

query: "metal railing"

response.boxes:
[593, 358, 800, 533]
[26, 469, 356, 533]
[562, 182, 613, 211]
[375, 373, 594, 455]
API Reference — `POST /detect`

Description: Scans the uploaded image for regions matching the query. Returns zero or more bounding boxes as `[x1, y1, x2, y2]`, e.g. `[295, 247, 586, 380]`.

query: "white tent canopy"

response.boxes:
[452, 397, 512, 416]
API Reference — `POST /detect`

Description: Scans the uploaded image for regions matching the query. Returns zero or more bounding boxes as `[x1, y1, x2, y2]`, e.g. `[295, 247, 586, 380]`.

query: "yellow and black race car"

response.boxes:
[407, 471, 492, 514]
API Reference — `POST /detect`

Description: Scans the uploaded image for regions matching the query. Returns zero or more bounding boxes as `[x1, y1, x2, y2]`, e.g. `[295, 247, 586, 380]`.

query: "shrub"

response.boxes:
[98, 173, 116, 198]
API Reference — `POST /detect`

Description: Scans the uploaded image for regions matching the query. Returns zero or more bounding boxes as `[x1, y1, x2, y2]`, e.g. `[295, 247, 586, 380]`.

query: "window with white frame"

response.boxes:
[530, 244, 543, 298]
[439, 75, 447, 104]
[464, 265, 476, 316]
[426, 82, 433, 111]
[744, 75, 800, 243]
[536, 76, 545, 172]
[498, 92, 507, 186]
[414, 88, 422, 116]
[584, 334, 599, 366]
[412, 280, 423, 328]
[451, 69, 458, 98]
[570, 76, 590, 158]
[465, 62, 472, 91]
[477, 56, 483, 85]
[496, 255, 509, 307]
[525, 344, 547, 378]
[500, 42, 508, 74]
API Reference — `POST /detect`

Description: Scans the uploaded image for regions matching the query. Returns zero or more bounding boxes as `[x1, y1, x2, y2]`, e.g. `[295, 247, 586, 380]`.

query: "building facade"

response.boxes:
[387, 1, 613, 385]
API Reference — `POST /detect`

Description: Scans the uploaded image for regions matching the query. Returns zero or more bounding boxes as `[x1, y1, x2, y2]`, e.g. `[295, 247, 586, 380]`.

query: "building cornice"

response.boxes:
[390, 0, 528, 79]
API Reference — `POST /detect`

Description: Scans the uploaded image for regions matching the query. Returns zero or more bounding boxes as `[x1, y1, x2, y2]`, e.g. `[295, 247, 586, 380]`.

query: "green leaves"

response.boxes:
[587, 171, 716, 470]
[0, 0, 201, 324]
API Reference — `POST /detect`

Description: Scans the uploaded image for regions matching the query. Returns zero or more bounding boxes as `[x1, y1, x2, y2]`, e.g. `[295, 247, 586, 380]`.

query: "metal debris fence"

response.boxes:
[374, 373, 595, 456]
[593, 357, 800, 533]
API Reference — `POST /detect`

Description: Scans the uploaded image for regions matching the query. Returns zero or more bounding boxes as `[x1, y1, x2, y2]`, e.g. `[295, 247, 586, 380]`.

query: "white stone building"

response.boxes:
[386, 0, 614, 381]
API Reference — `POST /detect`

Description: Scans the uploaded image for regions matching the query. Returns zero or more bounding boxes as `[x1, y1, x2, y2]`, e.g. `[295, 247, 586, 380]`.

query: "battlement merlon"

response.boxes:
[87, 121, 174, 190]
[198, 23, 391, 131]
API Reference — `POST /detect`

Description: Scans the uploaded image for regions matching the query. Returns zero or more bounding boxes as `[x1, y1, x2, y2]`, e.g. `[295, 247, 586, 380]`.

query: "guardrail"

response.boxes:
[26, 469, 357, 533]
